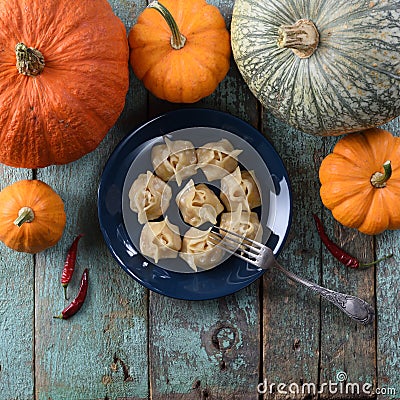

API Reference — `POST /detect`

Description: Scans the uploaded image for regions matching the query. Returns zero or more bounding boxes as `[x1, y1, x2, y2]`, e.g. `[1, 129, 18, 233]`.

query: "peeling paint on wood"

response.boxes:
[262, 115, 322, 399]
[376, 119, 400, 400]
[0, 168, 34, 399]
[0, 0, 399, 399]
[149, 286, 260, 399]
[33, 1, 149, 400]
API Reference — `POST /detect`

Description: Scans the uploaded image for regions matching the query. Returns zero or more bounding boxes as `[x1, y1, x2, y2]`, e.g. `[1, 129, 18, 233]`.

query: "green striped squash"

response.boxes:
[231, 0, 400, 136]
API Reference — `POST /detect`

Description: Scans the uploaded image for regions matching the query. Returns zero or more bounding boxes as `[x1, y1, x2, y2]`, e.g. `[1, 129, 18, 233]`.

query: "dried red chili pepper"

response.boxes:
[54, 269, 89, 320]
[313, 214, 392, 268]
[61, 233, 84, 299]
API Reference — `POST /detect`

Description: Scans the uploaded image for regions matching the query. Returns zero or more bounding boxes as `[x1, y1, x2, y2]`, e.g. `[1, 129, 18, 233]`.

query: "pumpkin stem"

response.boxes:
[14, 207, 35, 227]
[277, 19, 319, 59]
[370, 160, 392, 188]
[15, 43, 45, 77]
[148, 1, 186, 50]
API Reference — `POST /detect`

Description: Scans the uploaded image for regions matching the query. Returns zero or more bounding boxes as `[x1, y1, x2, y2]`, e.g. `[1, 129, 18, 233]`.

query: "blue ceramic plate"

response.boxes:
[98, 109, 292, 300]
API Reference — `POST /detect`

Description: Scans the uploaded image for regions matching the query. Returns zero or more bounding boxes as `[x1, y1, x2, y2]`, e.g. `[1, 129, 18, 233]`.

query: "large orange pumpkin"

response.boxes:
[0, 180, 66, 253]
[0, 0, 129, 168]
[319, 128, 400, 235]
[128, 0, 231, 103]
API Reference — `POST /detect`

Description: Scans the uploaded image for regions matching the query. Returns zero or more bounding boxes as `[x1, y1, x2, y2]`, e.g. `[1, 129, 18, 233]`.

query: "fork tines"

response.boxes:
[207, 226, 262, 265]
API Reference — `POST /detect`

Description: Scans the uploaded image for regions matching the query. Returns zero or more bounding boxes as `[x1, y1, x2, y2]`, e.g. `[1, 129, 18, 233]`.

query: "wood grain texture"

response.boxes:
[1, 0, 400, 398]
[376, 231, 400, 400]
[317, 135, 376, 399]
[0, 167, 33, 399]
[375, 117, 400, 400]
[149, 288, 260, 399]
[33, 1, 150, 399]
[318, 130, 376, 399]
[261, 114, 322, 400]
[318, 214, 376, 399]
[34, 137, 149, 399]
[35, 150, 149, 400]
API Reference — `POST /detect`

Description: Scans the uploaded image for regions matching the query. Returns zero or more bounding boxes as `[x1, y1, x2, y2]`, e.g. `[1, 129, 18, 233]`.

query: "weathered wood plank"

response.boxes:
[375, 117, 400, 400]
[147, 1, 261, 398]
[261, 114, 322, 400]
[2, 0, 397, 397]
[318, 214, 376, 399]
[149, 288, 260, 399]
[34, 129, 149, 400]
[318, 134, 376, 399]
[376, 231, 400, 400]
[318, 118, 400, 400]
[0, 167, 34, 400]
[34, 1, 150, 399]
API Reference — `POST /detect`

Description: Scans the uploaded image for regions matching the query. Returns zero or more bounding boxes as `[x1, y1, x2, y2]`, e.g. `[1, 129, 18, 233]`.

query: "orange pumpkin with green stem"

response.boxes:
[319, 128, 400, 235]
[0, 180, 66, 253]
[0, 0, 129, 168]
[128, 0, 231, 103]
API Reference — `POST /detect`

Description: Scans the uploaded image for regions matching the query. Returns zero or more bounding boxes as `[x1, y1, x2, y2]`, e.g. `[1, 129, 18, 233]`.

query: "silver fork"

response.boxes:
[208, 226, 375, 325]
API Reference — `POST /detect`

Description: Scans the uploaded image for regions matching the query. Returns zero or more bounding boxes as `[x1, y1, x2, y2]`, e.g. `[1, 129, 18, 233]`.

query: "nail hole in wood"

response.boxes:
[192, 379, 201, 389]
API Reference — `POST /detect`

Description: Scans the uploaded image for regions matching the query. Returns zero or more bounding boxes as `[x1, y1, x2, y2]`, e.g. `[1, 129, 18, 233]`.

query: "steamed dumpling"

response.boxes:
[180, 227, 224, 272]
[219, 207, 263, 242]
[196, 139, 242, 181]
[151, 137, 197, 186]
[139, 218, 182, 263]
[129, 171, 172, 224]
[176, 180, 224, 227]
[220, 167, 261, 211]
[240, 170, 261, 209]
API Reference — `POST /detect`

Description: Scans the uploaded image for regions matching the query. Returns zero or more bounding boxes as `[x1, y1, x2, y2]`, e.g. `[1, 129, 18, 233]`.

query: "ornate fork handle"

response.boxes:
[271, 260, 375, 325]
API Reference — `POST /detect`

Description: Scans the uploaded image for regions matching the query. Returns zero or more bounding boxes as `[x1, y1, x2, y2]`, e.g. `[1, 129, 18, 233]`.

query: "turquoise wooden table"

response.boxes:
[0, 0, 399, 399]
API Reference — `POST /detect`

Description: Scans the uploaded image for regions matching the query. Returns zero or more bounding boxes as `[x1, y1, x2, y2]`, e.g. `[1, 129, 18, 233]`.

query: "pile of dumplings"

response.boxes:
[128, 137, 263, 272]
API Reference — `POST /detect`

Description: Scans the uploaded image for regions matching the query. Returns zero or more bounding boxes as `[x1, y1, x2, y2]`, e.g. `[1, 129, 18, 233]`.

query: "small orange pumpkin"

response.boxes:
[0, 0, 129, 168]
[128, 0, 231, 103]
[319, 128, 400, 235]
[0, 180, 66, 253]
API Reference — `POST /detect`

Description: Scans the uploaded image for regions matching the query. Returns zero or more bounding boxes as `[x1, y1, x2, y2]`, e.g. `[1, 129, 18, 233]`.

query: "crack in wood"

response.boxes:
[113, 353, 133, 382]
[293, 338, 301, 351]
[192, 379, 214, 399]
[192, 379, 201, 389]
